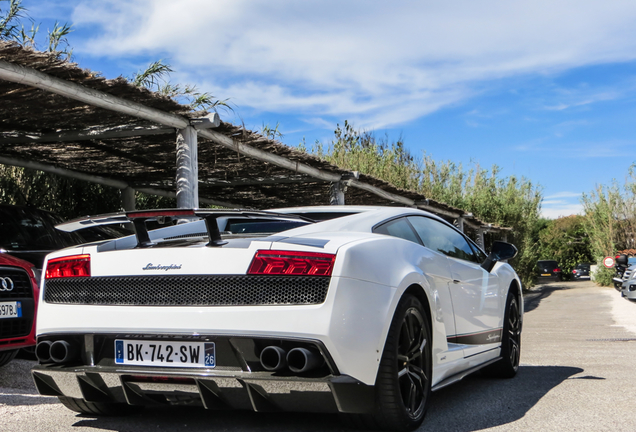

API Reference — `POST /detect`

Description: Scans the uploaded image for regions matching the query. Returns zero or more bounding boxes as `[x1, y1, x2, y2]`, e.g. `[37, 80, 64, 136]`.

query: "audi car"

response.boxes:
[0, 253, 39, 367]
[31, 207, 522, 431]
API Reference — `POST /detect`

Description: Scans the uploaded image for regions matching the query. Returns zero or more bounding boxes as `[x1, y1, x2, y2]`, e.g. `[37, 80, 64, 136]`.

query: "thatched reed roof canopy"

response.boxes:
[0, 41, 507, 233]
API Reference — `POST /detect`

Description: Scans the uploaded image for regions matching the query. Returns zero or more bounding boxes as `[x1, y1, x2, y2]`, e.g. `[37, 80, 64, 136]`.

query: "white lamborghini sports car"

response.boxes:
[32, 206, 522, 431]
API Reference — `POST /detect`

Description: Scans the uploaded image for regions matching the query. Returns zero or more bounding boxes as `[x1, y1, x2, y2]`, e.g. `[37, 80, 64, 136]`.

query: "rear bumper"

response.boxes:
[31, 363, 374, 414]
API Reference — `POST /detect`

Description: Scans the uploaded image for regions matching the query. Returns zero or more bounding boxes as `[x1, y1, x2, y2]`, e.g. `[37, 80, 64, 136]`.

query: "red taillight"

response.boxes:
[573, 269, 577, 274]
[248, 250, 335, 276]
[45, 255, 91, 279]
[554, 268, 561, 272]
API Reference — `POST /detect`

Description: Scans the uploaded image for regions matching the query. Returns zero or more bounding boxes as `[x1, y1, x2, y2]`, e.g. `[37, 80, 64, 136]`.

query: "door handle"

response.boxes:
[453, 280, 461, 284]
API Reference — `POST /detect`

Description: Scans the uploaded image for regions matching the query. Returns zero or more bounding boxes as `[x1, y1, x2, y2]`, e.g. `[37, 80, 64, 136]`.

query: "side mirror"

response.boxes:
[481, 241, 518, 273]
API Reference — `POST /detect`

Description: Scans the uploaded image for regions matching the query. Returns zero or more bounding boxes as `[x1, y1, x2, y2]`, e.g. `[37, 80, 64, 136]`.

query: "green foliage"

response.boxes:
[303, 120, 543, 289]
[130, 59, 232, 112]
[0, 0, 25, 40]
[537, 215, 593, 280]
[593, 265, 614, 287]
[47, 20, 72, 56]
[581, 164, 636, 286]
[0, 165, 121, 219]
[0, 0, 73, 59]
[581, 164, 636, 260]
[0, 165, 180, 217]
[261, 123, 284, 141]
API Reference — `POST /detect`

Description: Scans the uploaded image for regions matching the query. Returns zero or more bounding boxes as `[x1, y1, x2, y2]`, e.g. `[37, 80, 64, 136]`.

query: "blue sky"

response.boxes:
[22, 0, 636, 218]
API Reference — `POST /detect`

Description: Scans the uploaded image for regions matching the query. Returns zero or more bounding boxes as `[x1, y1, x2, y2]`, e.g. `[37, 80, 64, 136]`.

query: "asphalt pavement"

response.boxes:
[1, 280, 635, 431]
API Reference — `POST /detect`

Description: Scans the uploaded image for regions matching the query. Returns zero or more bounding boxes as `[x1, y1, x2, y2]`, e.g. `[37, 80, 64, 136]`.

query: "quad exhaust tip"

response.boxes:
[260, 346, 288, 371]
[35, 340, 52, 363]
[259, 346, 325, 374]
[36, 340, 78, 364]
[286, 347, 324, 373]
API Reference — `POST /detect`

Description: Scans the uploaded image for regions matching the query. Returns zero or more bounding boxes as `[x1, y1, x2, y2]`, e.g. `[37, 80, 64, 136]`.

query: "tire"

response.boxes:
[0, 349, 19, 368]
[57, 396, 143, 416]
[344, 294, 432, 431]
[483, 291, 521, 378]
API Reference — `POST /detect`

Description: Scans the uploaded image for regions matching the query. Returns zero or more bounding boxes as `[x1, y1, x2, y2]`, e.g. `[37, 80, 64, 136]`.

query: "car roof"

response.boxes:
[273, 206, 451, 237]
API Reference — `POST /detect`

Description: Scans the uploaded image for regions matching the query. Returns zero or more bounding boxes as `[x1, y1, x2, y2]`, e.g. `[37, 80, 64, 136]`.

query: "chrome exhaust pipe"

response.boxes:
[35, 340, 52, 363]
[260, 346, 288, 371]
[286, 347, 323, 373]
[50, 340, 78, 364]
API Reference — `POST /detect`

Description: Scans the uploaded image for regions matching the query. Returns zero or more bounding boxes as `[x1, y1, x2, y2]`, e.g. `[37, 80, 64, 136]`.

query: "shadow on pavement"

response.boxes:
[68, 365, 582, 432]
[420, 365, 583, 431]
[524, 282, 582, 313]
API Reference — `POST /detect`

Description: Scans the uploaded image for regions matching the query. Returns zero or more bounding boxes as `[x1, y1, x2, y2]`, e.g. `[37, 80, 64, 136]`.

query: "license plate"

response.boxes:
[115, 340, 215, 368]
[0, 302, 21, 319]
[541, 273, 551, 276]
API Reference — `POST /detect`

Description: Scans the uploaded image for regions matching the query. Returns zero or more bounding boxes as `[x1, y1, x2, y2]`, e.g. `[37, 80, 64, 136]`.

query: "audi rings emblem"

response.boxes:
[0, 277, 14, 291]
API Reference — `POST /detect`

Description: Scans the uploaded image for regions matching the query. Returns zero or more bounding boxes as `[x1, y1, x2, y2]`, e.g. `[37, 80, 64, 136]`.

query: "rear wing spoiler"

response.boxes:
[56, 209, 314, 248]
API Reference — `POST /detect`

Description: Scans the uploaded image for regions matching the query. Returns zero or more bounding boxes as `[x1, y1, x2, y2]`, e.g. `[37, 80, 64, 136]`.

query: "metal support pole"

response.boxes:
[176, 126, 199, 209]
[456, 217, 465, 233]
[477, 229, 485, 249]
[121, 187, 136, 211]
[329, 181, 346, 205]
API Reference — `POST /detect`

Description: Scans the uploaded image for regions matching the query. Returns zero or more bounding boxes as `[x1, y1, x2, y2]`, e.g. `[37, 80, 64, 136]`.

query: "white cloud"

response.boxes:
[541, 203, 584, 219]
[67, 0, 636, 129]
[545, 192, 583, 199]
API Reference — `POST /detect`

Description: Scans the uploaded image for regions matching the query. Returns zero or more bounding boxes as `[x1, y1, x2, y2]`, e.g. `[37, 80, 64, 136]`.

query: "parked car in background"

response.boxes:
[0, 253, 39, 367]
[572, 263, 591, 280]
[537, 260, 562, 282]
[0, 204, 127, 269]
[620, 262, 636, 299]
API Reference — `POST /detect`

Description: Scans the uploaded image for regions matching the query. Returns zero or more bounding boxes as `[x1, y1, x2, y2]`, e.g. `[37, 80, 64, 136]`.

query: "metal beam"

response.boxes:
[198, 129, 342, 183]
[0, 125, 174, 144]
[0, 155, 129, 189]
[0, 155, 238, 208]
[0, 60, 189, 129]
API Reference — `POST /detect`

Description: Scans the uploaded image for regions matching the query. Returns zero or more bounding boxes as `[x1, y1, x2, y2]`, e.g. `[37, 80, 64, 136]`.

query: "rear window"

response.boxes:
[223, 219, 309, 234]
[537, 260, 559, 271]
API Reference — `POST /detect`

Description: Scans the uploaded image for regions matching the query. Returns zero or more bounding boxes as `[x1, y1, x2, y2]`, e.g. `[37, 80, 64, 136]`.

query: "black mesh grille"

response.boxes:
[0, 266, 34, 299]
[44, 275, 330, 306]
[0, 319, 31, 339]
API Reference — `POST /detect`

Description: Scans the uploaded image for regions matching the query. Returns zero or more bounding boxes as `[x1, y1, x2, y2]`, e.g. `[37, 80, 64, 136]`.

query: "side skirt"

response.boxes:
[431, 357, 501, 392]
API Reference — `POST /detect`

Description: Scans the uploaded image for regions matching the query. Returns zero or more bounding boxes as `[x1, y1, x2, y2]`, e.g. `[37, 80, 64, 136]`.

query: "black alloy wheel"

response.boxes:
[344, 294, 432, 431]
[484, 290, 521, 378]
[397, 306, 429, 419]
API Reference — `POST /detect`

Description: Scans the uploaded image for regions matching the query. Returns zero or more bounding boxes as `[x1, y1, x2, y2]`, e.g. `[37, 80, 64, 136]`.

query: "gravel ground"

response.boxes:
[1, 280, 635, 431]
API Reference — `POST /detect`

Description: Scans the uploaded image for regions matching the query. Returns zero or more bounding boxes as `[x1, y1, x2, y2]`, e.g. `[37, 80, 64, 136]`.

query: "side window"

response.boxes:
[468, 240, 487, 263]
[407, 216, 477, 262]
[373, 217, 421, 245]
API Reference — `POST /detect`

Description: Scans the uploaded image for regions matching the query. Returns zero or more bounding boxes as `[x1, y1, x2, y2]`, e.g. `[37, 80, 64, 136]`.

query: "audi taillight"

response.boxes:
[248, 250, 335, 276]
[45, 255, 91, 279]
